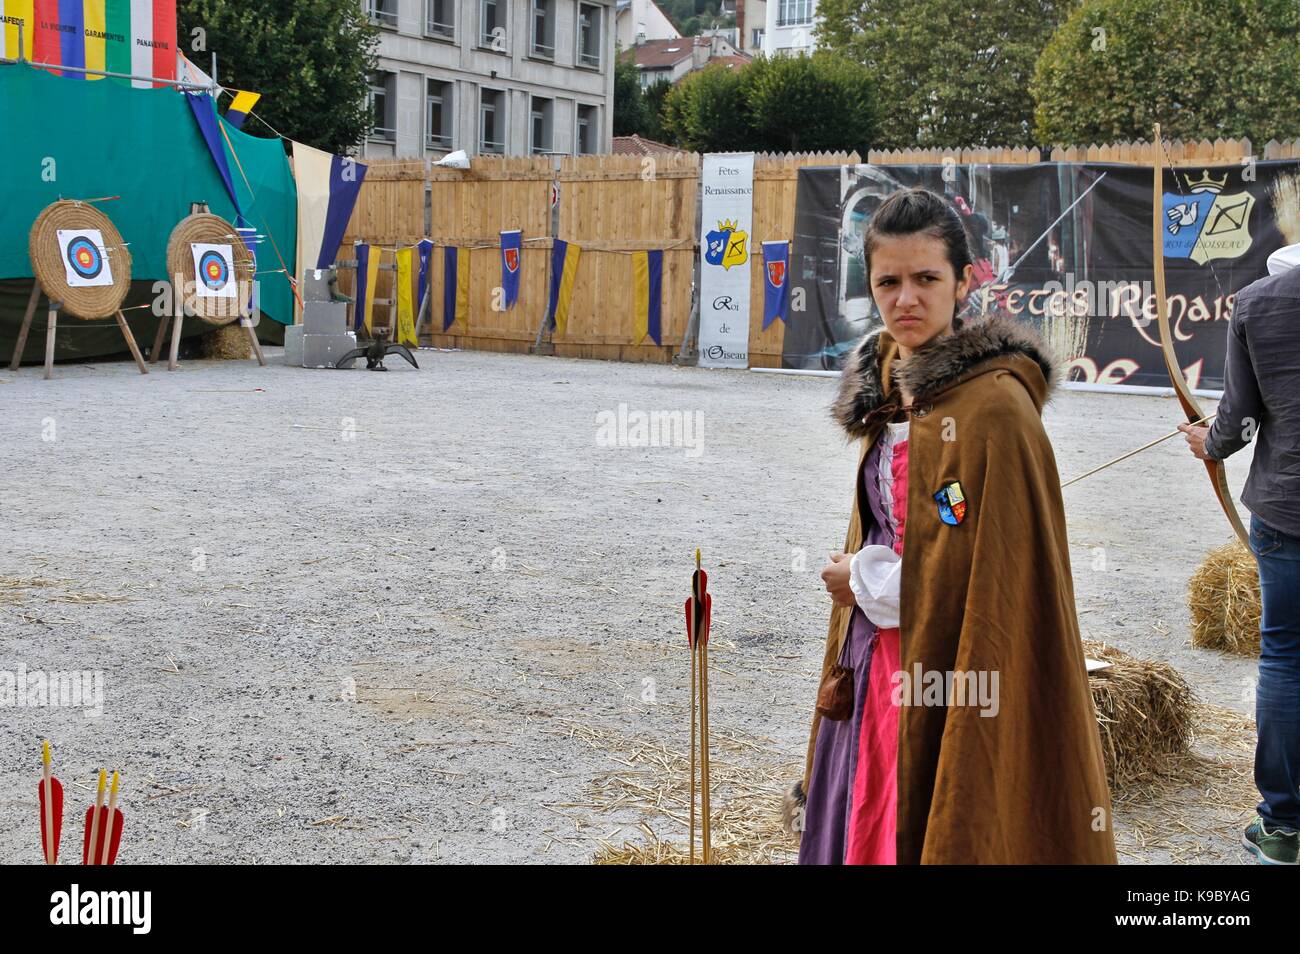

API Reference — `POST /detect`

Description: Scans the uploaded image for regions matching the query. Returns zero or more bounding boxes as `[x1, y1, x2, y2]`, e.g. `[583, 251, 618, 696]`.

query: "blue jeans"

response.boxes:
[1250, 514, 1300, 831]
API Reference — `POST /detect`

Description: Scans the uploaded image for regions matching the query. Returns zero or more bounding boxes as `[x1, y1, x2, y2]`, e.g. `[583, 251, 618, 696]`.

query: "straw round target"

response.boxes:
[28, 200, 132, 320]
[165, 213, 255, 325]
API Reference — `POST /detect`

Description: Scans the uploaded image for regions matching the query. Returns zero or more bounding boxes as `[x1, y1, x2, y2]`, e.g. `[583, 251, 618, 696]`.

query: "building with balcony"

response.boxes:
[362, 0, 616, 158]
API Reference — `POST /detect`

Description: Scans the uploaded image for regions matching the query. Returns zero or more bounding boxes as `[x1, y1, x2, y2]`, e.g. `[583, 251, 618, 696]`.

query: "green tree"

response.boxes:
[642, 78, 674, 143]
[176, 0, 378, 154]
[1032, 0, 1300, 145]
[816, 0, 1072, 148]
[742, 53, 877, 154]
[613, 54, 651, 136]
[660, 64, 750, 151]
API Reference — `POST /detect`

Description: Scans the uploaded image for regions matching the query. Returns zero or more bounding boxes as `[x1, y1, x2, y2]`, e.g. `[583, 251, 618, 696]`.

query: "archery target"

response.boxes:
[57, 229, 114, 287]
[190, 243, 237, 298]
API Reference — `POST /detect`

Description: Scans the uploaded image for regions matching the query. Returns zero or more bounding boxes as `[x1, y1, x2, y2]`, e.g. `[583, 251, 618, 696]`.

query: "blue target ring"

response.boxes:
[198, 249, 231, 291]
[65, 236, 104, 280]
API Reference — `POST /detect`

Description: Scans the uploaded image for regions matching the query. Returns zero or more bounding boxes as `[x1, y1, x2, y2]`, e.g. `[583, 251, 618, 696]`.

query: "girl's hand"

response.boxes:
[821, 552, 857, 607]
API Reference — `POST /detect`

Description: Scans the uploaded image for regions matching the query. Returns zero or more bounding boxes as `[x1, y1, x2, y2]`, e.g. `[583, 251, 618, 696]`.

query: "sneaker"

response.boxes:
[1243, 816, 1299, 865]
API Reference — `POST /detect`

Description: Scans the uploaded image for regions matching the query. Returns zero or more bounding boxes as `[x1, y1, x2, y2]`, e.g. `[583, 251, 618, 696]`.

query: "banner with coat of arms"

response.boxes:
[698, 153, 755, 369]
[783, 159, 1296, 390]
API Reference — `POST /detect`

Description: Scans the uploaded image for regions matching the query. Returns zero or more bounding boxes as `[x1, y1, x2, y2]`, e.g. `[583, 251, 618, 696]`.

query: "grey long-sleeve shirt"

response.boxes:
[1204, 264, 1300, 538]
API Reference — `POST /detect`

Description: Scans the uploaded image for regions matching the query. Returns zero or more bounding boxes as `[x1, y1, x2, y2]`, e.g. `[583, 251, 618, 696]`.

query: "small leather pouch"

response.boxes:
[816, 663, 854, 721]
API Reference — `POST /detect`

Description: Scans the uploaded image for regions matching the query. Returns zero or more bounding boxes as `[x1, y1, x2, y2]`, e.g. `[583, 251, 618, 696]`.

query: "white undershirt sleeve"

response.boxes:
[848, 544, 902, 629]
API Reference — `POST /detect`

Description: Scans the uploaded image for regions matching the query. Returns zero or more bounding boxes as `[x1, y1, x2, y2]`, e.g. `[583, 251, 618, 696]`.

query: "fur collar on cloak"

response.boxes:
[830, 314, 1060, 440]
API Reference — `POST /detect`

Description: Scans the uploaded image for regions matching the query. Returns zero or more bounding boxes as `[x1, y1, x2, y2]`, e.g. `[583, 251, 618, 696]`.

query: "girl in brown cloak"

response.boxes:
[786, 188, 1117, 865]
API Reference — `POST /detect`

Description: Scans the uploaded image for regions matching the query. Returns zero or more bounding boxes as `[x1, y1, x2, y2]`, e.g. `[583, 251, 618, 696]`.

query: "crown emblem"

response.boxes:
[716, 218, 740, 232]
[1182, 170, 1229, 194]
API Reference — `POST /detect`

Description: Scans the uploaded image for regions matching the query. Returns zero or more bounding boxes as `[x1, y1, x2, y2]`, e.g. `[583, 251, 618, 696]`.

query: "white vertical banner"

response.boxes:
[698, 152, 755, 368]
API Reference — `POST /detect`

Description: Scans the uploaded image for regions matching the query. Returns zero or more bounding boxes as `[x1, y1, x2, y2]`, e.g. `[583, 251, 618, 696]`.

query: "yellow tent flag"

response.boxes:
[83, 2, 107, 76]
[362, 247, 381, 336]
[4, 1, 34, 61]
[395, 246, 418, 347]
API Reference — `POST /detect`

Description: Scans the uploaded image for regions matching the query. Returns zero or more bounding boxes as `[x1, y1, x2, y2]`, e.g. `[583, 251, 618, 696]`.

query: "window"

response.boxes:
[366, 0, 398, 29]
[480, 88, 505, 154]
[530, 96, 553, 154]
[480, 0, 506, 51]
[426, 79, 453, 150]
[532, 0, 554, 58]
[368, 72, 396, 141]
[426, 0, 453, 39]
[577, 3, 601, 68]
[777, 0, 814, 26]
[752, 28, 765, 48]
[577, 104, 597, 155]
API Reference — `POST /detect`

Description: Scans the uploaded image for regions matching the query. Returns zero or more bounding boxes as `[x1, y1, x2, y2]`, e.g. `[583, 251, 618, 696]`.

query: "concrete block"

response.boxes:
[301, 300, 350, 336]
[302, 332, 357, 369]
[284, 324, 303, 367]
[301, 268, 335, 303]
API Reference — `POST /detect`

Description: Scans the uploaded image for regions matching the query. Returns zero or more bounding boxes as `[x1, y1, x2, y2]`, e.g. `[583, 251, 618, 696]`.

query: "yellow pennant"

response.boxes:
[553, 242, 582, 336]
[456, 249, 470, 330]
[632, 251, 649, 342]
[395, 246, 417, 347]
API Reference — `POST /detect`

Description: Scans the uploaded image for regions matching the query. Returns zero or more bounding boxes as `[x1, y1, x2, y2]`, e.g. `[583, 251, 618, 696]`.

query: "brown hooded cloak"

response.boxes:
[795, 315, 1117, 864]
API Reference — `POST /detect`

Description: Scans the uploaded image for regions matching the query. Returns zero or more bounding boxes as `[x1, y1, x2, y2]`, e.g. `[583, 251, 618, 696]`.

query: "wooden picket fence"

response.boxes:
[337, 151, 856, 368]
[338, 136, 1300, 366]
[868, 136, 1300, 166]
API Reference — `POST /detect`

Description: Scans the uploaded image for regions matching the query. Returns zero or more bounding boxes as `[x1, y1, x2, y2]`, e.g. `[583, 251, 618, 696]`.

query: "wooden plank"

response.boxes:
[9, 280, 41, 370]
[116, 310, 149, 375]
[168, 308, 183, 370]
[43, 302, 58, 379]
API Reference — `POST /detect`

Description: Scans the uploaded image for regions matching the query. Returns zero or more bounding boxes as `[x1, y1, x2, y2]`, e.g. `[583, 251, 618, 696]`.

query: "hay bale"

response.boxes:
[1084, 640, 1192, 789]
[200, 323, 251, 360]
[1188, 540, 1260, 655]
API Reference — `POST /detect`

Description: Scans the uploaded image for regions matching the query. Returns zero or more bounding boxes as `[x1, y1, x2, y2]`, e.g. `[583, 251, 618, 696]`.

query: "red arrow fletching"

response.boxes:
[38, 776, 63, 864]
[83, 805, 125, 865]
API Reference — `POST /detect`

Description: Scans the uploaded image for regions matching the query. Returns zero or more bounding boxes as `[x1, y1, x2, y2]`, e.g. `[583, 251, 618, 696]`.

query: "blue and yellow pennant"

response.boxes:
[632, 249, 663, 345]
[546, 240, 582, 335]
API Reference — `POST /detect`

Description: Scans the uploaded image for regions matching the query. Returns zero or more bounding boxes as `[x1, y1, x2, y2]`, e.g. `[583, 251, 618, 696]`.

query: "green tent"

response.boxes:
[0, 63, 296, 363]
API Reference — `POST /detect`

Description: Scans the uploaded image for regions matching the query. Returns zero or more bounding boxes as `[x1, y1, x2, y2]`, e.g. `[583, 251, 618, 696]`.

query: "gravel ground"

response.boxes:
[0, 347, 1261, 864]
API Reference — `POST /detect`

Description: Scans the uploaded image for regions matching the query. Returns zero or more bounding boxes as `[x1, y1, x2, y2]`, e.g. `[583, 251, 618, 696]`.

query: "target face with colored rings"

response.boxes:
[56, 228, 115, 287]
[199, 250, 231, 290]
[67, 236, 104, 279]
[189, 242, 238, 298]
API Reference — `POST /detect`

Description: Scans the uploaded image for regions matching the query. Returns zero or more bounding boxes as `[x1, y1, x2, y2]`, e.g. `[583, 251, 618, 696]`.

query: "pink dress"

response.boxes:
[843, 429, 909, 865]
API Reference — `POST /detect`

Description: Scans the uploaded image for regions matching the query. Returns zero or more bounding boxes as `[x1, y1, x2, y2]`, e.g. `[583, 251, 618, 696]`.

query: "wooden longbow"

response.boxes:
[1151, 122, 1250, 545]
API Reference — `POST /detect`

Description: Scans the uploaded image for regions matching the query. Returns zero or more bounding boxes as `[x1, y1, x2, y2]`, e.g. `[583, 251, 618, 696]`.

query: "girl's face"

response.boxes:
[868, 232, 973, 356]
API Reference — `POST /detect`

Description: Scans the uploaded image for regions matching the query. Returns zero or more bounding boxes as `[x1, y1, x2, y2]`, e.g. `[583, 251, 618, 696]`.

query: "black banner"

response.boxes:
[0, 865, 1290, 937]
[784, 160, 1300, 390]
